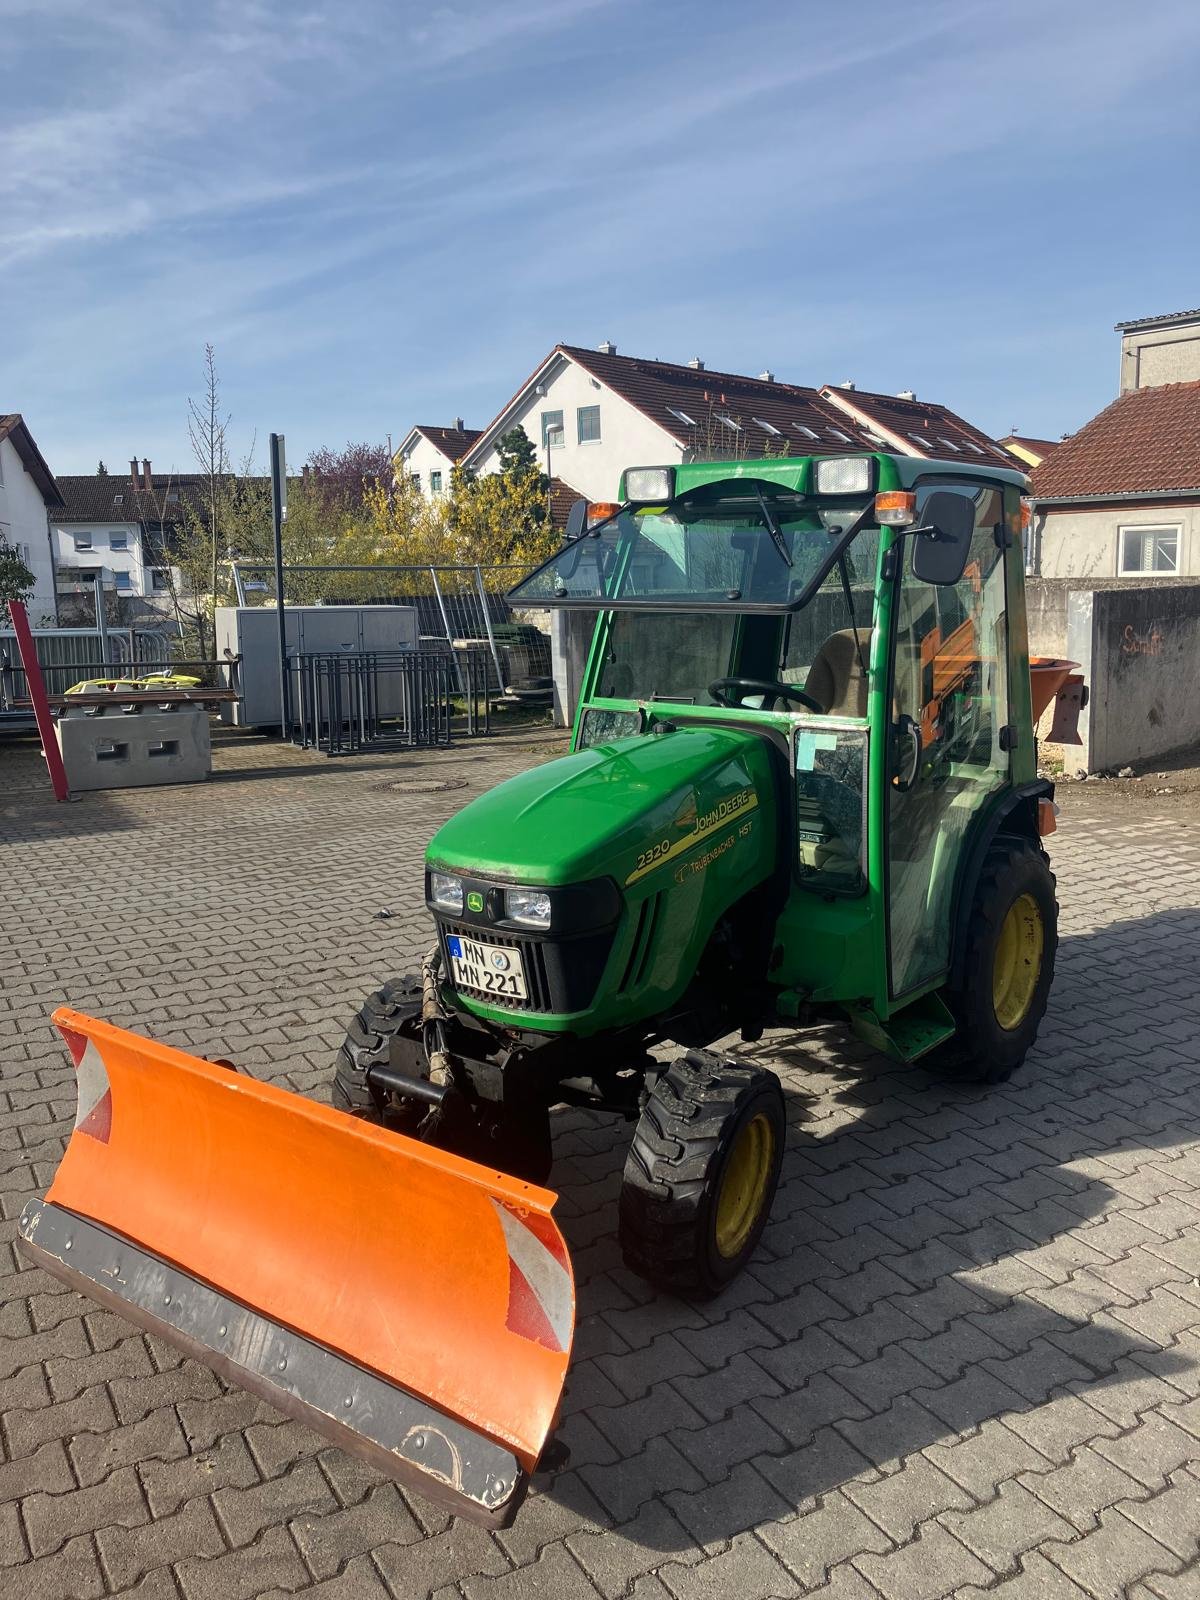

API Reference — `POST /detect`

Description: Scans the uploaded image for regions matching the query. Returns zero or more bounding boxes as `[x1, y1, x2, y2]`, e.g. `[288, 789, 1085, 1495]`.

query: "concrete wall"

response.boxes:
[1120, 316, 1200, 391]
[0, 436, 57, 622]
[1034, 502, 1200, 580]
[1067, 583, 1200, 773]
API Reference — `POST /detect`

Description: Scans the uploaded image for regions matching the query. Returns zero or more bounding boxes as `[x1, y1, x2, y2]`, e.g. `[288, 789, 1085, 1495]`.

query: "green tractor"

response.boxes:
[335, 451, 1060, 1296]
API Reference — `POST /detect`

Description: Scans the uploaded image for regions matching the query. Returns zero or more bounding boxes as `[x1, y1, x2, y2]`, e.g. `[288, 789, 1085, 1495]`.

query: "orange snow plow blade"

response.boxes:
[18, 1008, 574, 1527]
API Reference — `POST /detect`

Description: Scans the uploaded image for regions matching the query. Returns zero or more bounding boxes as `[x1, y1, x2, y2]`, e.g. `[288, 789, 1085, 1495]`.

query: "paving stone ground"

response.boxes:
[2, 724, 1199, 1600]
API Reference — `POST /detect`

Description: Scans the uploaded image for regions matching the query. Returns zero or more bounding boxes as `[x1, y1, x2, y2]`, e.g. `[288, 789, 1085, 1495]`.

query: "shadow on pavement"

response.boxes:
[538, 908, 1200, 1547]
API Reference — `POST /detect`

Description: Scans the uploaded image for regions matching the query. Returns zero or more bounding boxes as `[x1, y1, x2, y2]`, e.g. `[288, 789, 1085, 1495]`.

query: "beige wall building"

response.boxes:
[1118, 308, 1200, 393]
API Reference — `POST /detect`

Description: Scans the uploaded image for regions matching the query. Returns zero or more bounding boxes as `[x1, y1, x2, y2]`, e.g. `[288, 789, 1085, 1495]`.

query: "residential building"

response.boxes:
[1029, 380, 1200, 578]
[1117, 307, 1200, 393]
[394, 421, 480, 497]
[435, 343, 1008, 506]
[51, 460, 197, 622]
[0, 414, 64, 623]
[997, 434, 1062, 470]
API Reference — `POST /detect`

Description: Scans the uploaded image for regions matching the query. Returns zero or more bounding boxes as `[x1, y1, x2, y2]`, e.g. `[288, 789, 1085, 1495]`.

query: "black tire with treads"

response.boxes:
[931, 836, 1058, 1085]
[331, 975, 427, 1133]
[618, 1049, 785, 1297]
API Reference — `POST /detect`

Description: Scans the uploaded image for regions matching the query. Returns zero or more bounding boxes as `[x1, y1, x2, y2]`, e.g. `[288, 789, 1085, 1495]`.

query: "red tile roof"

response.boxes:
[548, 476, 586, 530]
[414, 424, 480, 461]
[998, 434, 1061, 461]
[0, 414, 64, 506]
[820, 387, 1016, 469]
[1030, 382, 1200, 499]
[559, 345, 876, 456]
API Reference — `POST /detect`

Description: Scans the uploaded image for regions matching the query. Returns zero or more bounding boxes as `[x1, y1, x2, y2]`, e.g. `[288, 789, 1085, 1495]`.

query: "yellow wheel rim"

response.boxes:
[992, 893, 1044, 1030]
[714, 1112, 775, 1259]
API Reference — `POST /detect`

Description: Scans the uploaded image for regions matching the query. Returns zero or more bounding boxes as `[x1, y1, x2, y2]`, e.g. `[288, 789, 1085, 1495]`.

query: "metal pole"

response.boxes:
[474, 565, 505, 694]
[230, 562, 248, 607]
[7, 600, 70, 802]
[93, 576, 111, 667]
[270, 433, 290, 734]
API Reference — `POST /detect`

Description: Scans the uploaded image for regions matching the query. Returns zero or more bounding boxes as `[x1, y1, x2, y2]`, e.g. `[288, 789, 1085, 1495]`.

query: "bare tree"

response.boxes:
[188, 344, 231, 656]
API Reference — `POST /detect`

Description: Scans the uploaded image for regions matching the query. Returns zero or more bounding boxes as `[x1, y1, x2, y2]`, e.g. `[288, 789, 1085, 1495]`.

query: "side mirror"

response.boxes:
[564, 499, 589, 541]
[911, 491, 974, 586]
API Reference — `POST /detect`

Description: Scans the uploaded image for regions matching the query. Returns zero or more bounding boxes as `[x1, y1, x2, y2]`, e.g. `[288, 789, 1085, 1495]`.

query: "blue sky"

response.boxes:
[4, 0, 1200, 474]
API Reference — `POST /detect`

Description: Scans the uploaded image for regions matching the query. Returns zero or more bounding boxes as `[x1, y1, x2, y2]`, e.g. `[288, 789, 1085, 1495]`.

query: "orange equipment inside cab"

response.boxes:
[17, 1009, 575, 1527]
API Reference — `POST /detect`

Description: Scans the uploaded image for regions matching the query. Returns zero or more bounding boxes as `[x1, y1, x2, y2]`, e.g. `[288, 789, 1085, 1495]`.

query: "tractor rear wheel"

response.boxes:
[619, 1050, 785, 1296]
[331, 976, 427, 1134]
[933, 836, 1058, 1084]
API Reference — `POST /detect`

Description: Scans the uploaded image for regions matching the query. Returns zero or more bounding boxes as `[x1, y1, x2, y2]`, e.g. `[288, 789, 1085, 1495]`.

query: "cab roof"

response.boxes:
[625, 452, 1029, 499]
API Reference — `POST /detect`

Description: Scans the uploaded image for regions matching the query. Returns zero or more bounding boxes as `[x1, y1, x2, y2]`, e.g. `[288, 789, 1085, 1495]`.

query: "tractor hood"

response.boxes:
[426, 724, 775, 891]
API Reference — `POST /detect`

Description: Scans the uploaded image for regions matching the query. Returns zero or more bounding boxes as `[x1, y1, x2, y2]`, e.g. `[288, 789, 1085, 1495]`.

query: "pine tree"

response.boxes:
[496, 426, 542, 481]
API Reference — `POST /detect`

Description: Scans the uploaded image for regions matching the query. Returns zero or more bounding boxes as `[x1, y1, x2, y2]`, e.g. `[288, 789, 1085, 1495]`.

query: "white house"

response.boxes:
[52, 461, 191, 621]
[401, 343, 1019, 513]
[394, 422, 481, 498]
[1030, 311, 1200, 579]
[0, 414, 63, 623]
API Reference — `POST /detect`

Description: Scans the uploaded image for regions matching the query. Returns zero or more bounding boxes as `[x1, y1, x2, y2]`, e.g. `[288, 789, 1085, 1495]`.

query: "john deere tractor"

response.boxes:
[334, 451, 1059, 1296]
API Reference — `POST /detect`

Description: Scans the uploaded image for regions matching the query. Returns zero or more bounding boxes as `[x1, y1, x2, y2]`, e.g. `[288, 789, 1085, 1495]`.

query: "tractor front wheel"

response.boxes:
[934, 836, 1058, 1084]
[619, 1051, 785, 1297]
[331, 977, 428, 1135]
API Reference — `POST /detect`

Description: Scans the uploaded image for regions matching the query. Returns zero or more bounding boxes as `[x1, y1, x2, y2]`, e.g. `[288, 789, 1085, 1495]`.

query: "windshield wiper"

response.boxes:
[755, 488, 793, 568]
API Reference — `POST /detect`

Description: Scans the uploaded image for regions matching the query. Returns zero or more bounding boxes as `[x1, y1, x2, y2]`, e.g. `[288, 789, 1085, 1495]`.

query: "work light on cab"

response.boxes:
[429, 871, 464, 914]
[623, 466, 675, 503]
[875, 490, 918, 525]
[505, 888, 552, 929]
[814, 456, 873, 495]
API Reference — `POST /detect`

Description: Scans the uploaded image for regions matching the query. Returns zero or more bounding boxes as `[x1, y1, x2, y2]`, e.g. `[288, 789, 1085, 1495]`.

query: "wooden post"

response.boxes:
[7, 600, 70, 802]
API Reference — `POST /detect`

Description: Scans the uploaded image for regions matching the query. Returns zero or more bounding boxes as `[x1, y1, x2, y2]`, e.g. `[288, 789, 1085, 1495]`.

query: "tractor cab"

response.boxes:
[508, 452, 1042, 1037]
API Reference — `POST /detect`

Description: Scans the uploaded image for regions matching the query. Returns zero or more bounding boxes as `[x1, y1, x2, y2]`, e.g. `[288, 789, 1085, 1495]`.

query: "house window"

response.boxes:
[716, 414, 741, 432]
[541, 410, 565, 448]
[151, 569, 171, 592]
[112, 571, 133, 592]
[937, 437, 962, 453]
[752, 417, 782, 435]
[430, 470, 443, 494]
[113, 493, 124, 505]
[110, 532, 128, 550]
[74, 533, 93, 551]
[792, 424, 820, 440]
[826, 427, 854, 443]
[577, 405, 601, 444]
[409, 474, 421, 491]
[166, 490, 179, 503]
[1118, 525, 1179, 575]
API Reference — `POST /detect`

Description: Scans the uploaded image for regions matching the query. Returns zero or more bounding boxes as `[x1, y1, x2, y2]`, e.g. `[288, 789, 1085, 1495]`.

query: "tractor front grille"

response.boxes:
[435, 918, 614, 1017]
[436, 922, 553, 1012]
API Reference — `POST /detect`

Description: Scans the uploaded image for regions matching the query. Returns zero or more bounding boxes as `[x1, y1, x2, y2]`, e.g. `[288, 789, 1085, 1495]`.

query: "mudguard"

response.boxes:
[17, 1009, 575, 1527]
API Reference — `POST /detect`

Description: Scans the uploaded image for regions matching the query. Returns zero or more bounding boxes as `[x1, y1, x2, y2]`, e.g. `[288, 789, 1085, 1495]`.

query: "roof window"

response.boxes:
[792, 424, 820, 440]
[907, 431, 930, 448]
[716, 414, 741, 431]
[937, 437, 962, 453]
[825, 428, 854, 443]
[752, 417, 781, 435]
[667, 406, 698, 427]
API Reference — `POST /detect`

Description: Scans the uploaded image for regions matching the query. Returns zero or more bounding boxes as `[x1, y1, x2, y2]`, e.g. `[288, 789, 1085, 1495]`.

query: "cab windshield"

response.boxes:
[507, 484, 875, 612]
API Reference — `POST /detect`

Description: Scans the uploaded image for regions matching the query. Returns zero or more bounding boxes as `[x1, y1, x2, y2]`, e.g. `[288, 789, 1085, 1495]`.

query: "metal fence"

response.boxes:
[227, 562, 552, 698]
[290, 649, 493, 756]
[0, 627, 176, 709]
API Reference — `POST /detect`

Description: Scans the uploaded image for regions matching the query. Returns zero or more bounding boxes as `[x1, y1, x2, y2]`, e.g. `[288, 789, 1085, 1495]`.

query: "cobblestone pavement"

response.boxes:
[2, 727, 1199, 1600]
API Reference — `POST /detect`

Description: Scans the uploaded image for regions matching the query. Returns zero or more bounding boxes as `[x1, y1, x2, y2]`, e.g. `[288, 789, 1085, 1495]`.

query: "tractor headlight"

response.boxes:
[505, 887, 552, 929]
[623, 466, 675, 503]
[815, 456, 873, 495]
[429, 872, 464, 915]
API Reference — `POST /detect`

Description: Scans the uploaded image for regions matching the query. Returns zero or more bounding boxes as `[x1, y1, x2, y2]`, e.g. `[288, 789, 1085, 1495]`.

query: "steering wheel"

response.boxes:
[708, 676, 823, 713]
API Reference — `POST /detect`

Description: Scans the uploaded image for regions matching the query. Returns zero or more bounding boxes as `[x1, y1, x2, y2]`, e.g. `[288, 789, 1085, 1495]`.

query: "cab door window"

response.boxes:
[888, 483, 1009, 995]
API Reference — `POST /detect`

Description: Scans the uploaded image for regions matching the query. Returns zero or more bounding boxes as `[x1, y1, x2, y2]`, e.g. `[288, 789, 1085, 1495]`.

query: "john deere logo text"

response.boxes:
[627, 787, 758, 884]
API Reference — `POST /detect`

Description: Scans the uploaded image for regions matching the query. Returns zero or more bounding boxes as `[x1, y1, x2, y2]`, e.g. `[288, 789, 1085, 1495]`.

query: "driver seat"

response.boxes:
[806, 629, 870, 717]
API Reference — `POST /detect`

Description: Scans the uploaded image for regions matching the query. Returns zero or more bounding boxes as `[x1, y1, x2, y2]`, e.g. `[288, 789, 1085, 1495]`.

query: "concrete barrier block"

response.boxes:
[54, 705, 212, 791]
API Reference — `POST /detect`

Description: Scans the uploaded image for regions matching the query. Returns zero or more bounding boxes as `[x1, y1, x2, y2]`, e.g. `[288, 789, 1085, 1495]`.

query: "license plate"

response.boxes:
[447, 935, 528, 1000]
